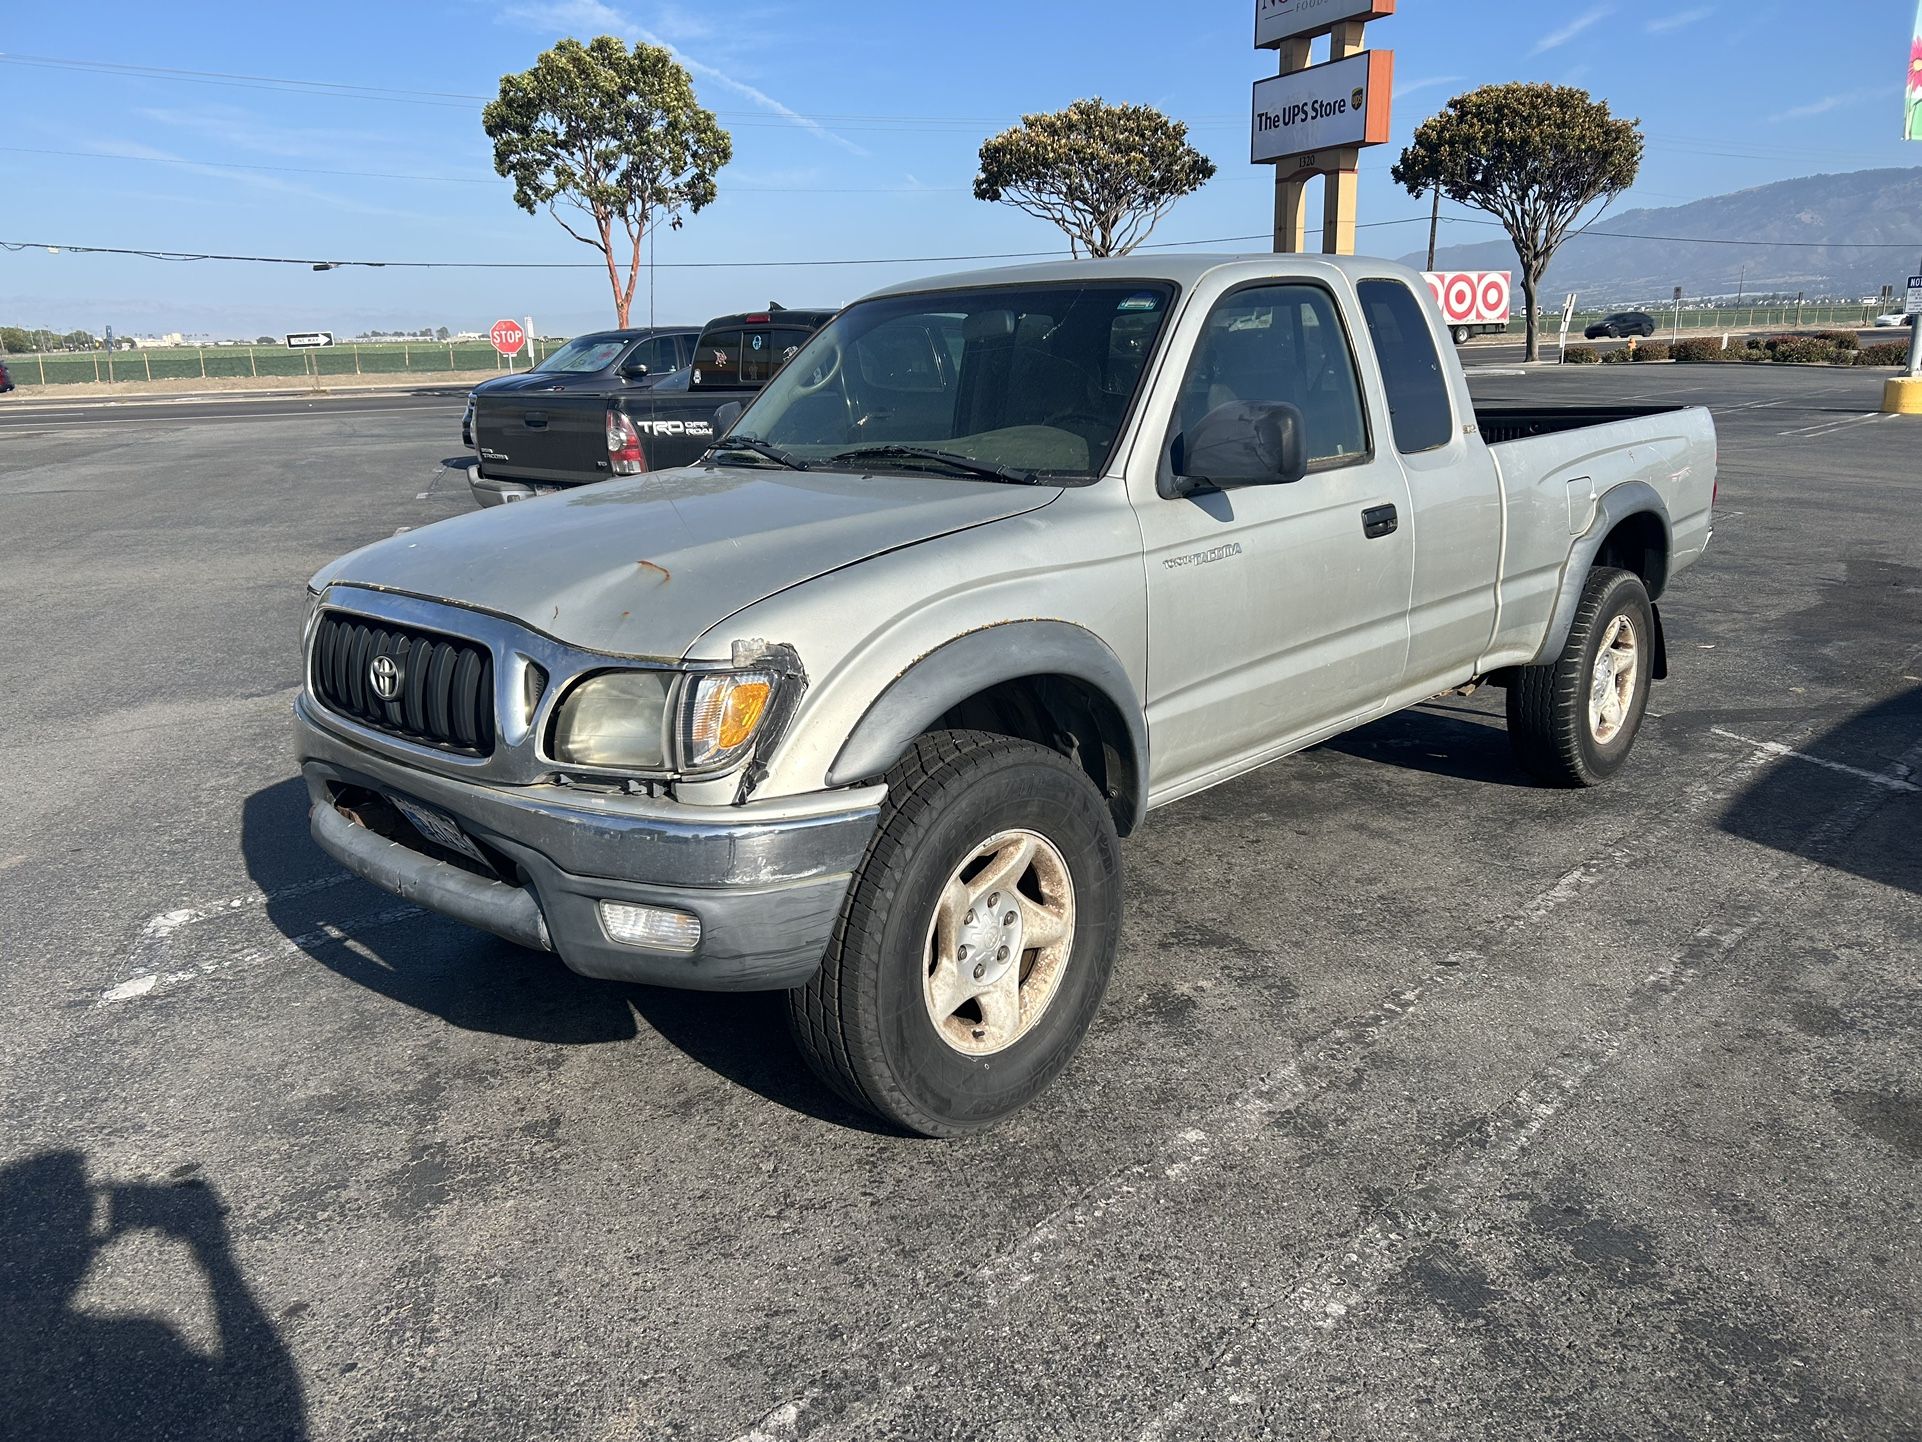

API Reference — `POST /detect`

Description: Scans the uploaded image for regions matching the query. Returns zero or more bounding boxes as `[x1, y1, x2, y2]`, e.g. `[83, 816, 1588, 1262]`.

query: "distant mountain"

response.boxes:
[1401, 167, 1922, 304]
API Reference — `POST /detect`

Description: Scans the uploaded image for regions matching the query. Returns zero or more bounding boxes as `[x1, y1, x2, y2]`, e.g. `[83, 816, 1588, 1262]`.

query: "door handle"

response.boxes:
[1361, 503, 1399, 539]
[523, 411, 548, 428]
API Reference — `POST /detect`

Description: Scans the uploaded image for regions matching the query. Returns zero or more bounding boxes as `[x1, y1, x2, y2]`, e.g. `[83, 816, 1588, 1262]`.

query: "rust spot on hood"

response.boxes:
[636, 560, 671, 582]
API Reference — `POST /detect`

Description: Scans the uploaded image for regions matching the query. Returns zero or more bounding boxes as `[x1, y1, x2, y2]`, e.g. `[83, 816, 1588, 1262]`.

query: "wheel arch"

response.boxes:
[1528, 482, 1672, 667]
[824, 621, 1148, 836]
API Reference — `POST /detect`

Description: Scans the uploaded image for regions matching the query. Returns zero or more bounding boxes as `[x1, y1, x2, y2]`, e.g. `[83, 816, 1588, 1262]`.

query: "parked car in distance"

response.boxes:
[1873, 312, 1913, 328]
[1585, 311, 1657, 339]
[467, 305, 836, 505]
[0, 358, 13, 393]
[301, 253, 1717, 1135]
[460, 326, 697, 448]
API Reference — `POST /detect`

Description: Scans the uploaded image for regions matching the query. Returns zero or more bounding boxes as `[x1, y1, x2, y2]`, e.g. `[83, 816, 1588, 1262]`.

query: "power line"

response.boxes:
[0, 145, 966, 192]
[0, 217, 1436, 272]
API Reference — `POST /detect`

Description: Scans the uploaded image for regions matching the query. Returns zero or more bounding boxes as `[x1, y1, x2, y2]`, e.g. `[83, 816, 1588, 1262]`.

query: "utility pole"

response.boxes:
[1426, 186, 1440, 270]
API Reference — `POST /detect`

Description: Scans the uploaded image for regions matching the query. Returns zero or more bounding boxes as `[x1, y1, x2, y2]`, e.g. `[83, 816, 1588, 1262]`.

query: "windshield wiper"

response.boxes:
[712, 434, 810, 470]
[827, 444, 1040, 484]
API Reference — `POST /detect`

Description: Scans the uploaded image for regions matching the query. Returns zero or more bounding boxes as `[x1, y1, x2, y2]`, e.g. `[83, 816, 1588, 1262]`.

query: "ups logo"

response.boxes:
[1351, 86, 1366, 110]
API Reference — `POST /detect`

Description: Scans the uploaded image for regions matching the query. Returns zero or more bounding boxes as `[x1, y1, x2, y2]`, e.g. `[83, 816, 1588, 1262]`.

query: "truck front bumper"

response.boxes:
[295, 695, 880, 990]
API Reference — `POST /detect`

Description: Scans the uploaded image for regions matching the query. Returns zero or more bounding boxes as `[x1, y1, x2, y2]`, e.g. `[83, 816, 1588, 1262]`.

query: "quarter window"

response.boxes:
[1178, 284, 1368, 469]
[1357, 279, 1453, 454]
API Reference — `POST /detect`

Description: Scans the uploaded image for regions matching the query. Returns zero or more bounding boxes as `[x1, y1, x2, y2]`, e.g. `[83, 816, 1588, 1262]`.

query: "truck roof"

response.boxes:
[859, 252, 1428, 301]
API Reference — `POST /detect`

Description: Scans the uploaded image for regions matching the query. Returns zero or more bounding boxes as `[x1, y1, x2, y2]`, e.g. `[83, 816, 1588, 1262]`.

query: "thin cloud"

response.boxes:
[1392, 74, 1465, 102]
[78, 137, 430, 220]
[500, 0, 869, 156]
[1531, 6, 1613, 55]
[1769, 93, 1857, 122]
[1645, 6, 1712, 34]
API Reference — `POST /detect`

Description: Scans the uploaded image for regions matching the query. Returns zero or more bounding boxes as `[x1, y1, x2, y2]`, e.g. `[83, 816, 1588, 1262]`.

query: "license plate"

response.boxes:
[391, 796, 488, 865]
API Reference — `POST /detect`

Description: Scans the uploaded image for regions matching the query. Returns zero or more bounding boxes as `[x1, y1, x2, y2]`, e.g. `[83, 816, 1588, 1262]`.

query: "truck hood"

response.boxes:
[317, 465, 1060, 658]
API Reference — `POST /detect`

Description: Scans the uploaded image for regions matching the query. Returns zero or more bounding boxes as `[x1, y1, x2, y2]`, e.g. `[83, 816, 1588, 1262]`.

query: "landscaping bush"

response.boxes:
[1563, 345, 1600, 364]
[1815, 329, 1860, 353]
[1672, 338, 1729, 363]
[1765, 336, 1837, 364]
[1856, 342, 1909, 366]
[1631, 340, 1670, 362]
[1599, 347, 1633, 364]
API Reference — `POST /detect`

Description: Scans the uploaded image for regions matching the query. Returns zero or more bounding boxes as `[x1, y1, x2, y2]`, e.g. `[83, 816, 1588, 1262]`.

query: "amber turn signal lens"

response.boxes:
[717, 680, 771, 750]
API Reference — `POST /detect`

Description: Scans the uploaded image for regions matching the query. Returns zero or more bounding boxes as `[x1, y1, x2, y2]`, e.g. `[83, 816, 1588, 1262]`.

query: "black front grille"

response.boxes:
[312, 613, 495, 755]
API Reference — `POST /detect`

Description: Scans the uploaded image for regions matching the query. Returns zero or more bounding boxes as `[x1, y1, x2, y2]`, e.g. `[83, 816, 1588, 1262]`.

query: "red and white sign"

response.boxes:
[1422, 270, 1511, 326]
[488, 318, 526, 356]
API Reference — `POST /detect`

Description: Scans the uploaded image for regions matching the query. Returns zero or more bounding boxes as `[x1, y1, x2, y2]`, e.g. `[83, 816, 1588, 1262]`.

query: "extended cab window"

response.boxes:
[1357, 279, 1454, 453]
[1179, 284, 1367, 469]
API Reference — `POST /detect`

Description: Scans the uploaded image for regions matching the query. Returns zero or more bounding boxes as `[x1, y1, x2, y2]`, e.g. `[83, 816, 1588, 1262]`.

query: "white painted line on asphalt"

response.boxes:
[1708, 727, 1919, 792]
[109, 874, 355, 1002]
[1775, 412, 1880, 438]
[1, 405, 462, 430]
[101, 901, 423, 1007]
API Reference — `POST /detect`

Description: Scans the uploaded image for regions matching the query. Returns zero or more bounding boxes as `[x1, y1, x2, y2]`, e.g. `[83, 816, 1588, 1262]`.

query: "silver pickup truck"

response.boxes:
[296, 255, 1715, 1135]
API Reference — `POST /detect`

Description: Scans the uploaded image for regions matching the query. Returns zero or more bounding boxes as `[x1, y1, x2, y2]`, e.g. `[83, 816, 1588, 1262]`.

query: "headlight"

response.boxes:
[550, 670, 673, 769]
[681, 671, 777, 773]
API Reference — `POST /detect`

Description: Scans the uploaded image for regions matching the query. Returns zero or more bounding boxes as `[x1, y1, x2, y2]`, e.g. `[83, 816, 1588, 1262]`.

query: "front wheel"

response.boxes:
[789, 730, 1122, 1136]
[1506, 567, 1655, 786]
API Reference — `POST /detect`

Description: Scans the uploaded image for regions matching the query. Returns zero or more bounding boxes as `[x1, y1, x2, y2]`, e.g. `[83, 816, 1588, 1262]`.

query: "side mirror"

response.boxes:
[621, 362, 650, 380]
[712, 400, 744, 435]
[1163, 401, 1307, 498]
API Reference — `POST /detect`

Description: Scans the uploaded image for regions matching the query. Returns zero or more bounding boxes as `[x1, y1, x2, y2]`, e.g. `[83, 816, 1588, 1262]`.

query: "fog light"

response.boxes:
[598, 900, 701, 953]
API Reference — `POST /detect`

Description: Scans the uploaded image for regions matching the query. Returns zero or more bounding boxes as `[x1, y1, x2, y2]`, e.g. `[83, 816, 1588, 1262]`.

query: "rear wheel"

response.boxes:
[1453, 325, 1472, 345]
[788, 730, 1122, 1136]
[1506, 567, 1654, 786]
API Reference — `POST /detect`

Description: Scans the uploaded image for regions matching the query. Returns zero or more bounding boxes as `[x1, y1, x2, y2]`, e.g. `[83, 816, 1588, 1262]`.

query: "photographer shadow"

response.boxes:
[0, 1151, 308, 1441]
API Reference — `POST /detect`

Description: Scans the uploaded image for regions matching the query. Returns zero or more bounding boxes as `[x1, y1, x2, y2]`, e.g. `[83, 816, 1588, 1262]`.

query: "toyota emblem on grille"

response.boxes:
[369, 654, 403, 701]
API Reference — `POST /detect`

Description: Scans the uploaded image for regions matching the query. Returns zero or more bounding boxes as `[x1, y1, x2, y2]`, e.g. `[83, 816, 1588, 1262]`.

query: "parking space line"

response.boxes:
[1775, 413, 1881, 438]
[109, 873, 355, 1002]
[1708, 727, 1919, 792]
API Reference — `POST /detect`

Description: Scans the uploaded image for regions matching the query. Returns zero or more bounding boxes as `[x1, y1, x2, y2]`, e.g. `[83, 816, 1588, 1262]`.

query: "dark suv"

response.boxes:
[462, 326, 696, 447]
[0, 358, 14, 394]
[1585, 311, 1657, 339]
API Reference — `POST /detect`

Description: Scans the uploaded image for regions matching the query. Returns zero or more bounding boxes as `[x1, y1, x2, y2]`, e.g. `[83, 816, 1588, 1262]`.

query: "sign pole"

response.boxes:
[1271, 36, 1312, 253]
[1321, 19, 1367, 256]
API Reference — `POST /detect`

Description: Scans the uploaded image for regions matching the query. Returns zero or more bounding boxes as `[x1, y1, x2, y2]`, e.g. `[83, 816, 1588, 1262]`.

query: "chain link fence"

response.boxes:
[1, 338, 560, 388]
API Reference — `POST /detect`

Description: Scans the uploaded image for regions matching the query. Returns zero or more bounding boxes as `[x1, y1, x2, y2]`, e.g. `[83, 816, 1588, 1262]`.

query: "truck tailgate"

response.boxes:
[475, 393, 609, 484]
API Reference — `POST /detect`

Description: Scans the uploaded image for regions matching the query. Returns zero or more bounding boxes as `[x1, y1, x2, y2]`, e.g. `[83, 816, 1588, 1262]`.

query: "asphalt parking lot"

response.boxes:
[2, 362, 1918, 1441]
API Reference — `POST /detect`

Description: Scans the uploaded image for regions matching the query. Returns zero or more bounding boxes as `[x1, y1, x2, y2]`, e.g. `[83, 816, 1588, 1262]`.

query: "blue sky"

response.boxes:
[1, 0, 1916, 338]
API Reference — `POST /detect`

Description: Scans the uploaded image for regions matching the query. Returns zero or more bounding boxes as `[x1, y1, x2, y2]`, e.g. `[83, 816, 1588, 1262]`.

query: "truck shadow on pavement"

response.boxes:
[239, 779, 885, 1131]
[1319, 701, 1534, 788]
[1717, 684, 1922, 897]
[0, 1151, 309, 1442]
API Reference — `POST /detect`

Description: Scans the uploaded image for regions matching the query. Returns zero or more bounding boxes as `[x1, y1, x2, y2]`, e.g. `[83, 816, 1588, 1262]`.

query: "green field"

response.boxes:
[1, 338, 563, 387]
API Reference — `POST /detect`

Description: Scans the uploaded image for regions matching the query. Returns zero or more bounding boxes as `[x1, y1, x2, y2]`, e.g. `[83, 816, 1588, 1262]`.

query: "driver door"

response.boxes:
[1139, 281, 1414, 793]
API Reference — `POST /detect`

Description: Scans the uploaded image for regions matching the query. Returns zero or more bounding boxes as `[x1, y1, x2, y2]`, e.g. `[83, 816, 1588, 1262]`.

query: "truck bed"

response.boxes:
[1473, 403, 1687, 445]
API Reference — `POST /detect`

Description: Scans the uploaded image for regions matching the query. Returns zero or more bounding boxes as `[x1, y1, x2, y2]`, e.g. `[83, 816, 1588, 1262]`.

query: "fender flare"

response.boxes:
[824, 621, 1149, 831]
[1529, 481, 1672, 666]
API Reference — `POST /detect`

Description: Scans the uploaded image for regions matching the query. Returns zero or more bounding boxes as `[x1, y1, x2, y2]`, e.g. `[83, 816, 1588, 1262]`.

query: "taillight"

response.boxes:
[607, 408, 646, 476]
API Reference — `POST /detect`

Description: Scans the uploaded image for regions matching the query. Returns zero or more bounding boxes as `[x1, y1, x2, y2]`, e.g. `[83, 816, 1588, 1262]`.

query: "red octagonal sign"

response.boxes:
[489, 318, 526, 356]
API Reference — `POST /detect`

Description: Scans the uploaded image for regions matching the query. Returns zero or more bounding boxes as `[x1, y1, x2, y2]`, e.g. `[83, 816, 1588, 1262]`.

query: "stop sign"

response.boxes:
[489, 318, 526, 356]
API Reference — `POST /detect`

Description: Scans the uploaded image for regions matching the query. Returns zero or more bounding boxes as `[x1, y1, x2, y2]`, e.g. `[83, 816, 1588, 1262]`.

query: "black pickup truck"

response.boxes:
[468, 306, 835, 506]
[459, 326, 696, 450]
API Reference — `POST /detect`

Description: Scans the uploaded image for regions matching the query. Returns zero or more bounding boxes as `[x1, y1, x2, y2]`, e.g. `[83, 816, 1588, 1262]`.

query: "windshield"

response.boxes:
[725, 282, 1176, 480]
[533, 338, 628, 374]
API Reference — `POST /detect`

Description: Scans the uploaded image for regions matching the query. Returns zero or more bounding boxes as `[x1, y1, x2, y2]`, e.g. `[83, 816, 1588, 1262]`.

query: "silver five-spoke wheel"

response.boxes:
[923, 828, 1076, 1056]
[1587, 614, 1639, 744]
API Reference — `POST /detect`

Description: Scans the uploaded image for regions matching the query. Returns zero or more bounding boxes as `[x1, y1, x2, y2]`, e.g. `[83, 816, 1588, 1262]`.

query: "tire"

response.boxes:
[1506, 567, 1655, 787]
[1453, 325, 1472, 345]
[788, 730, 1123, 1137]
